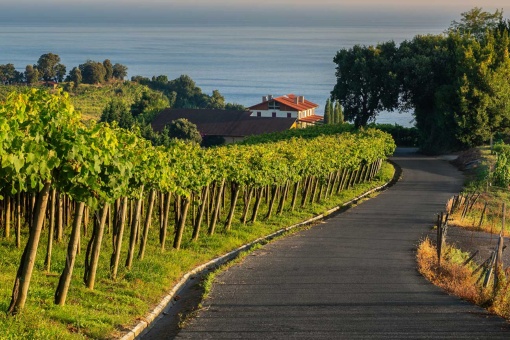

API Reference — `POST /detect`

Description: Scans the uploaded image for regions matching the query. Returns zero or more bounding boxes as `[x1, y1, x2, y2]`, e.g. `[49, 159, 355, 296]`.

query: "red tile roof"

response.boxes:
[298, 114, 324, 124]
[249, 94, 319, 111]
[276, 94, 318, 111]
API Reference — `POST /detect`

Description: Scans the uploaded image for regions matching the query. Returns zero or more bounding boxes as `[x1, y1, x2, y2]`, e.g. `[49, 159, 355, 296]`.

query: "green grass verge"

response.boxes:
[0, 162, 394, 339]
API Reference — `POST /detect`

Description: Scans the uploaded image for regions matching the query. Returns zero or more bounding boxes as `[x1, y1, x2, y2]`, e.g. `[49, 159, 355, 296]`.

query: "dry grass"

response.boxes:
[417, 238, 510, 320]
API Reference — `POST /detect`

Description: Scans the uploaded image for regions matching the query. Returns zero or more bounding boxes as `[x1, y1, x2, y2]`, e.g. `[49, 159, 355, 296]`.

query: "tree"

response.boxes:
[167, 118, 202, 144]
[55, 64, 67, 83]
[25, 65, 39, 84]
[334, 100, 344, 124]
[79, 60, 106, 84]
[37, 53, 64, 82]
[208, 90, 225, 109]
[323, 98, 332, 124]
[0, 63, 16, 84]
[69, 67, 82, 86]
[103, 59, 113, 82]
[332, 42, 399, 127]
[449, 7, 504, 40]
[130, 90, 169, 122]
[112, 63, 128, 80]
[225, 103, 246, 111]
[100, 99, 135, 129]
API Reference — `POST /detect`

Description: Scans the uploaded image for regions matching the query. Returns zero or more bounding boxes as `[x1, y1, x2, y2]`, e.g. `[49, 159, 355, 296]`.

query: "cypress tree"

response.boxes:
[324, 98, 332, 124]
[334, 101, 344, 124]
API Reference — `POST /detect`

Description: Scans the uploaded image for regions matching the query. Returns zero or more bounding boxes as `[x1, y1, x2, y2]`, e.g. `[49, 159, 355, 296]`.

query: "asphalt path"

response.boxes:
[146, 149, 510, 339]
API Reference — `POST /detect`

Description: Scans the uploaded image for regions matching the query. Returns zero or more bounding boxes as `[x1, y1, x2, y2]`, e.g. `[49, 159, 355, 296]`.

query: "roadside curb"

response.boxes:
[120, 163, 400, 340]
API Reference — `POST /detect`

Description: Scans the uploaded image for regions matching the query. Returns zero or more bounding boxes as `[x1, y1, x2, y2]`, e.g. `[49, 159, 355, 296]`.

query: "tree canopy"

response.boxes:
[332, 41, 399, 127]
[332, 7, 510, 153]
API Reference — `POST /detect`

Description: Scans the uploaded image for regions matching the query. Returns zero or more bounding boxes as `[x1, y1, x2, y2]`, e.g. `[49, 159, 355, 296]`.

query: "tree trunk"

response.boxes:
[54, 201, 85, 306]
[56, 192, 63, 242]
[110, 197, 128, 280]
[173, 197, 190, 250]
[290, 181, 301, 212]
[224, 182, 240, 232]
[139, 190, 156, 260]
[301, 176, 312, 208]
[277, 180, 290, 215]
[4, 195, 11, 240]
[8, 182, 51, 315]
[44, 189, 56, 272]
[84, 204, 109, 290]
[265, 186, 279, 220]
[250, 187, 264, 223]
[160, 192, 172, 252]
[15, 192, 21, 248]
[208, 178, 225, 236]
[192, 185, 209, 241]
[310, 177, 319, 204]
[126, 189, 144, 269]
[240, 186, 253, 225]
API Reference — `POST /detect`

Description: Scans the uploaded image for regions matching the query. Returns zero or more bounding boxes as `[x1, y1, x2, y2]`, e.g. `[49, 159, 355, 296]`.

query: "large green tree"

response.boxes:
[79, 60, 106, 84]
[37, 53, 65, 82]
[24, 65, 39, 85]
[0, 64, 17, 84]
[112, 63, 128, 80]
[332, 41, 399, 127]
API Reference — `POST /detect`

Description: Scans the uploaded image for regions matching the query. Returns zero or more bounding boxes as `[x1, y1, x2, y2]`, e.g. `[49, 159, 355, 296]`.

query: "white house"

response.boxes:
[249, 94, 322, 127]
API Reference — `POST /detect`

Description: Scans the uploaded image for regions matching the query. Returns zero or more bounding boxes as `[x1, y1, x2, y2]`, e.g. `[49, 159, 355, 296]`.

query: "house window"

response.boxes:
[272, 112, 277, 118]
[287, 112, 292, 118]
[268, 101, 280, 110]
[257, 112, 261, 117]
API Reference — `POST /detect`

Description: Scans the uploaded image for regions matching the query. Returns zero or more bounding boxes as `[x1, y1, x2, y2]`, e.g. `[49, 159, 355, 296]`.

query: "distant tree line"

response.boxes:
[131, 74, 245, 110]
[0, 53, 128, 86]
[332, 7, 510, 153]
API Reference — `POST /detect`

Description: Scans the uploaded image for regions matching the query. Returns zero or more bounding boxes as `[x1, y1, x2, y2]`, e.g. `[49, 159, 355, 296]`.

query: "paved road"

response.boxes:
[146, 150, 510, 339]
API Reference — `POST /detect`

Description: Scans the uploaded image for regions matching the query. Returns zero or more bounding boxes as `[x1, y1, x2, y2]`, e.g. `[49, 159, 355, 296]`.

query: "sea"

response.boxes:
[0, 18, 449, 127]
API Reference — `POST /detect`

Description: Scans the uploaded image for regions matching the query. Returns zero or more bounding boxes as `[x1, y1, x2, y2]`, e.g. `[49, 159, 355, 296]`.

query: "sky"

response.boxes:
[0, 1, 507, 26]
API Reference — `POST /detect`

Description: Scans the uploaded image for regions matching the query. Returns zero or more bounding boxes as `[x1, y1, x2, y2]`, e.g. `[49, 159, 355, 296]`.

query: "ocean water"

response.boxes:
[0, 22, 446, 127]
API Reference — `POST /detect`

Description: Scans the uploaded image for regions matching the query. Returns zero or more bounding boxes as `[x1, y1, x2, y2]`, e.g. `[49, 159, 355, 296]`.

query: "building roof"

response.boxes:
[249, 94, 319, 111]
[151, 108, 296, 138]
[298, 114, 324, 124]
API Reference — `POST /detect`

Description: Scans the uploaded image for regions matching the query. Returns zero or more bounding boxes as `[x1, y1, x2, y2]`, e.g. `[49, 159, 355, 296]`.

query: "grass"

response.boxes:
[416, 144, 510, 321]
[417, 238, 510, 320]
[447, 146, 510, 236]
[0, 162, 395, 339]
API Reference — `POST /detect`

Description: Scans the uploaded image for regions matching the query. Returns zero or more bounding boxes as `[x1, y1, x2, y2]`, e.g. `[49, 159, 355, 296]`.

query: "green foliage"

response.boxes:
[112, 63, 128, 80]
[332, 41, 400, 127]
[132, 74, 239, 110]
[79, 60, 106, 85]
[335, 8, 510, 154]
[37, 53, 65, 82]
[493, 152, 510, 187]
[369, 123, 419, 147]
[334, 100, 344, 124]
[449, 7, 504, 40]
[324, 98, 332, 124]
[166, 118, 202, 145]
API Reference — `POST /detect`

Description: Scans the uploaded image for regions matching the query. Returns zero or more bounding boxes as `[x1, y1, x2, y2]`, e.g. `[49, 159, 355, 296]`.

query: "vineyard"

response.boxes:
[0, 89, 395, 338]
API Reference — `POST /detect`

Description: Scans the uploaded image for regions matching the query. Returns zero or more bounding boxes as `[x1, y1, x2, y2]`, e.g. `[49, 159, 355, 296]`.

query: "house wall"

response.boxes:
[250, 110, 298, 118]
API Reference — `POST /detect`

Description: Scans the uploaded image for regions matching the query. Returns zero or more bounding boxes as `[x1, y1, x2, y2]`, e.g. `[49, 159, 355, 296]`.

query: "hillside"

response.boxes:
[0, 82, 164, 121]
